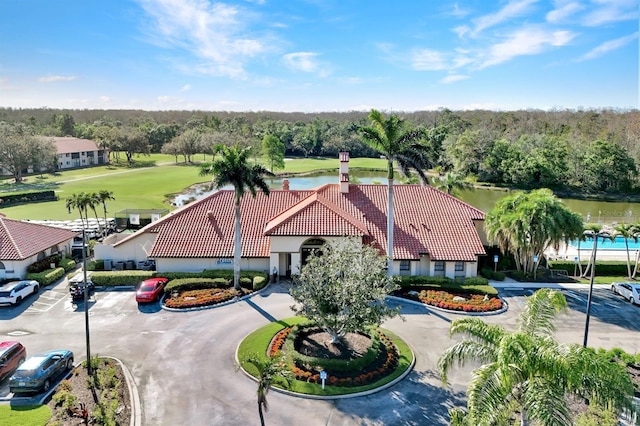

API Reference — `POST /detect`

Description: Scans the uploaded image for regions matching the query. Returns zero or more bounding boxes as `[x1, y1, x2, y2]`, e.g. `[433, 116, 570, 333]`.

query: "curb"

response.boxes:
[386, 294, 509, 316]
[160, 281, 273, 313]
[106, 356, 141, 426]
[235, 327, 416, 401]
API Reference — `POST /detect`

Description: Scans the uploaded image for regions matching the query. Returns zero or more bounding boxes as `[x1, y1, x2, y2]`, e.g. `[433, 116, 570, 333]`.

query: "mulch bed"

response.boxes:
[46, 359, 130, 426]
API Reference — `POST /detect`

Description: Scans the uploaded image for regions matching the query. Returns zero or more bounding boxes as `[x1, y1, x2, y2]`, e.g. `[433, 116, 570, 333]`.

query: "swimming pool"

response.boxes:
[568, 235, 640, 250]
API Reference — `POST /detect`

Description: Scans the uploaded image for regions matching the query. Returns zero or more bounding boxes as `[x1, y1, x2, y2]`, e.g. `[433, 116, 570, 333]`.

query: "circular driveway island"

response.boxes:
[0, 280, 638, 425]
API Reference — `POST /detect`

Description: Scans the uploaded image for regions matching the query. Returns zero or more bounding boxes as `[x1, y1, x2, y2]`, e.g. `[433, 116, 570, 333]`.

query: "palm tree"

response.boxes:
[580, 224, 613, 278]
[485, 189, 583, 276]
[434, 171, 470, 195]
[66, 192, 92, 229]
[614, 223, 639, 278]
[243, 355, 292, 426]
[199, 144, 273, 290]
[438, 288, 635, 425]
[357, 109, 431, 274]
[96, 190, 115, 237]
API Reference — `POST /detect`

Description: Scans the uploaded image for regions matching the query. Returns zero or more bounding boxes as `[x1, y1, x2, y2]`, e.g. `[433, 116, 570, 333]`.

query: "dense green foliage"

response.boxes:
[439, 289, 636, 425]
[486, 189, 584, 275]
[1, 107, 638, 195]
[25, 267, 65, 286]
[397, 276, 497, 297]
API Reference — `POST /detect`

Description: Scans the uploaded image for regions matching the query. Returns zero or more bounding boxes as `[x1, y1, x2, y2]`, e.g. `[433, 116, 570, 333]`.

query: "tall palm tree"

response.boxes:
[96, 190, 115, 237]
[438, 289, 635, 426]
[66, 192, 92, 229]
[199, 144, 273, 290]
[614, 223, 639, 278]
[357, 109, 431, 274]
[243, 354, 292, 426]
[580, 224, 613, 278]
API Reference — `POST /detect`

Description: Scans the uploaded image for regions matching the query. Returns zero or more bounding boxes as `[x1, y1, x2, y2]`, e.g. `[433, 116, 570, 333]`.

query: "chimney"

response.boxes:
[339, 152, 349, 193]
[282, 179, 290, 191]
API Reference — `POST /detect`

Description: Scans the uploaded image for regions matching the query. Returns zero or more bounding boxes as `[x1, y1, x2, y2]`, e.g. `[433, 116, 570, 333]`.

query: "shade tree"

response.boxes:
[290, 237, 400, 345]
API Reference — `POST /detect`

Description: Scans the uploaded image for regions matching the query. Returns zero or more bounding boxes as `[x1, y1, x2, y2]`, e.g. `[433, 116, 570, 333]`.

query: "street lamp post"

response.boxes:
[583, 230, 604, 348]
[82, 229, 92, 374]
[494, 255, 499, 272]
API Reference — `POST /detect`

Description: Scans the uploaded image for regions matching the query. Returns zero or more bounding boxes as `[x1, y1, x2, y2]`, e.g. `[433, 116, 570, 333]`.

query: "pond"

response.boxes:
[174, 172, 640, 225]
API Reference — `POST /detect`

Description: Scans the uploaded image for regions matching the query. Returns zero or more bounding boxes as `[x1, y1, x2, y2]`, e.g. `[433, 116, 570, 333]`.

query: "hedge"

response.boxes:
[0, 190, 57, 207]
[398, 275, 497, 297]
[480, 267, 506, 281]
[549, 260, 629, 276]
[86, 271, 154, 286]
[26, 267, 65, 286]
[165, 278, 231, 293]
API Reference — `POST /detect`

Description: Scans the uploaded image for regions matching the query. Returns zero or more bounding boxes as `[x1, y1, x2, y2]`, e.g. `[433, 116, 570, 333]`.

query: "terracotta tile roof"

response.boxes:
[53, 137, 101, 154]
[0, 217, 79, 260]
[264, 192, 370, 236]
[135, 190, 315, 258]
[130, 182, 485, 261]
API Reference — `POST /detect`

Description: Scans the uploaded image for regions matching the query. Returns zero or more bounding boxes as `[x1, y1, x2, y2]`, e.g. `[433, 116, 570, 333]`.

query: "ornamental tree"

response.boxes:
[290, 237, 400, 345]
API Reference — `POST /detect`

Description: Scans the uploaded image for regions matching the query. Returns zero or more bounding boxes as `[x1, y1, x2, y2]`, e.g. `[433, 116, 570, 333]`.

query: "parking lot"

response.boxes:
[0, 279, 638, 425]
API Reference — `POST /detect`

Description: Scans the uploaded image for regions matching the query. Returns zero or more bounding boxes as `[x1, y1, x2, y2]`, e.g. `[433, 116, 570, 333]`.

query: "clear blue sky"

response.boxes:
[0, 0, 637, 112]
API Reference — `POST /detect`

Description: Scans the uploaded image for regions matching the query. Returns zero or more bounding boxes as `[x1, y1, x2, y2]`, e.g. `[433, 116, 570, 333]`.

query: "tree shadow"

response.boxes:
[333, 369, 466, 425]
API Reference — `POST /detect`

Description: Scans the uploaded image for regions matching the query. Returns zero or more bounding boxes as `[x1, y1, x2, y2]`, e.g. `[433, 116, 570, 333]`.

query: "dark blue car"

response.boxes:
[9, 350, 74, 394]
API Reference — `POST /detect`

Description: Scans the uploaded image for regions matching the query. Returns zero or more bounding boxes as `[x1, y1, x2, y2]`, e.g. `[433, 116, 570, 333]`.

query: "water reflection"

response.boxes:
[172, 173, 640, 224]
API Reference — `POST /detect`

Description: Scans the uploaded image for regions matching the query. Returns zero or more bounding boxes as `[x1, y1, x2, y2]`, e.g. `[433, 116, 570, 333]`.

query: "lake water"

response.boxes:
[175, 171, 640, 224]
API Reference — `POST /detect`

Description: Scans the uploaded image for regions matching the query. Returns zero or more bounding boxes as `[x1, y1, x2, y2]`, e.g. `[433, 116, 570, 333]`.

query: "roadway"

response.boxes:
[0, 279, 639, 425]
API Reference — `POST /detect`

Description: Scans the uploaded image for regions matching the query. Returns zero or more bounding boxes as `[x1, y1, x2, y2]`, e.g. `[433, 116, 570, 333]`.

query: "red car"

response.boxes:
[135, 278, 169, 303]
[0, 341, 26, 382]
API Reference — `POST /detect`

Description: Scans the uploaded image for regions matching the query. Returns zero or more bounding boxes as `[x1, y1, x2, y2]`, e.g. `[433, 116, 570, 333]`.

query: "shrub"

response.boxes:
[88, 271, 154, 286]
[164, 278, 230, 294]
[60, 257, 76, 271]
[549, 260, 628, 276]
[26, 267, 65, 286]
[253, 275, 267, 290]
[27, 254, 62, 273]
[399, 276, 452, 287]
[480, 267, 506, 281]
[86, 259, 104, 271]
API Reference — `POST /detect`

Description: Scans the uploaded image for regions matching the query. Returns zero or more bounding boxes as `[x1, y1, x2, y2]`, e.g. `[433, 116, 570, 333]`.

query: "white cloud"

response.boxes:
[441, 74, 469, 84]
[481, 26, 575, 68]
[283, 52, 330, 76]
[99, 96, 111, 102]
[577, 32, 638, 61]
[450, 2, 472, 18]
[470, 0, 540, 36]
[411, 49, 448, 71]
[135, 0, 270, 78]
[546, 1, 584, 23]
[582, 0, 638, 26]
[38, 75, 77, 83]
[180, 84, 192, 92]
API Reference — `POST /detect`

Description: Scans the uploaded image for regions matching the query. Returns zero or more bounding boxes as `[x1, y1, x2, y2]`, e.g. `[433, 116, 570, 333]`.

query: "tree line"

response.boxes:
[0, 107, 638, 194]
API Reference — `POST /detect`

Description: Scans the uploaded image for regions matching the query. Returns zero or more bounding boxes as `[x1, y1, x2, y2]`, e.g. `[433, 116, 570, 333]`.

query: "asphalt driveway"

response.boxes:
[0, 279, 638, 425]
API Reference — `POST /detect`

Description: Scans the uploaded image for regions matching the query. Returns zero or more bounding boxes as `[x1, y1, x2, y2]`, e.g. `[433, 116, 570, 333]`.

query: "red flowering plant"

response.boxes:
[416, 290, 502, 312]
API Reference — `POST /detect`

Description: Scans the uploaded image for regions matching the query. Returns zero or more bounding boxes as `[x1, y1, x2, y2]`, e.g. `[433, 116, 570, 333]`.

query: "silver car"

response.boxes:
[611, 282, 640, 305]
[9, 350, 74, 394]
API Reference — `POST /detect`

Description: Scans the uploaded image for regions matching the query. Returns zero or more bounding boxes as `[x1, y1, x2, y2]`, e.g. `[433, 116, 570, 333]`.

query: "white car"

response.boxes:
[611, 282, 640, 305]
[0, 280, 40, 306]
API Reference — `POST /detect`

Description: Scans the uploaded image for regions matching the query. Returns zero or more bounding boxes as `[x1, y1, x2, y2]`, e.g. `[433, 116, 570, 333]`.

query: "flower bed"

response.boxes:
[404, 289, 503, 312]
[280, 328, 399, 387]
[164, 287, 249, 309]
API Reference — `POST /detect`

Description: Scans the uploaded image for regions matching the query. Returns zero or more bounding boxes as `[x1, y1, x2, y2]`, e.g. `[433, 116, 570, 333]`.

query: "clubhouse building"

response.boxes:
[95, 153, 488, 279]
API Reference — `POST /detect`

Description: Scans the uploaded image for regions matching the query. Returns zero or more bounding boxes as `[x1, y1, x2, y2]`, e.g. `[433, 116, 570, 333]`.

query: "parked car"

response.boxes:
[0, 341, 26, 382]
[0, 280, 39, 306]
[611, 282, 640, 304]
[9, 350, 74, 394]
[136, 277, 169, 303]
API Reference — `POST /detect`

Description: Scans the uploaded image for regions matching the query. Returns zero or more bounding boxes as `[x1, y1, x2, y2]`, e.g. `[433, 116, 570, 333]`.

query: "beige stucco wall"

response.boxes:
[94, 233, 157, 264]
[156, 257, 269, 273]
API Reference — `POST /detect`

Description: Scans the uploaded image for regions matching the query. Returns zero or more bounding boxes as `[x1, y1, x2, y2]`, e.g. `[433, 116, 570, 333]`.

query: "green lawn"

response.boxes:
[0, 154, 386, 220]
[0, 405, 51, 426]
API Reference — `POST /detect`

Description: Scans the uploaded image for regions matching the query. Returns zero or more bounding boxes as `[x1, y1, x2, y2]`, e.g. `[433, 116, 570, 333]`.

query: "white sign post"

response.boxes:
[320, 371, 327, 389]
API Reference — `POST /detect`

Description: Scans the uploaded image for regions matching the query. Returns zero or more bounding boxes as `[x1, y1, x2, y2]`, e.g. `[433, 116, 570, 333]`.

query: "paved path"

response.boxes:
[1, 280, 639, 425]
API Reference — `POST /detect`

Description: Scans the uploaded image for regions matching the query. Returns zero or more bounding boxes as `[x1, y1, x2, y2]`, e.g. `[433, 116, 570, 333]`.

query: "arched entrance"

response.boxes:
[0, 261, 5, 280]
[301, 238, 326, 267]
